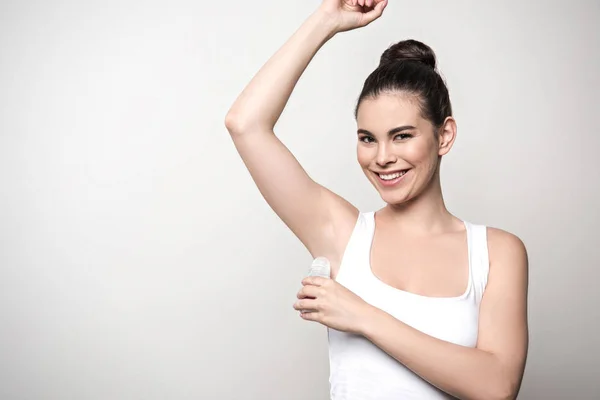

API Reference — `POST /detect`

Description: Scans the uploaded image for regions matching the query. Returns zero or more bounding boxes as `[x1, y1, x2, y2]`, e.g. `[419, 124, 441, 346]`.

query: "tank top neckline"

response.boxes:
[363, 211, 473, 302]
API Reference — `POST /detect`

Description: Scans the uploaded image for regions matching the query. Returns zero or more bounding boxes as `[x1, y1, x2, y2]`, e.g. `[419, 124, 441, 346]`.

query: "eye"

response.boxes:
[395, 133, 412, 140]
[359, 135, 375, 143]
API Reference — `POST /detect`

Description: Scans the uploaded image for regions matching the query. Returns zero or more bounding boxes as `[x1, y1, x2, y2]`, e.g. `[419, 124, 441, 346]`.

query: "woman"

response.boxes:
[224, 0, 528, 399]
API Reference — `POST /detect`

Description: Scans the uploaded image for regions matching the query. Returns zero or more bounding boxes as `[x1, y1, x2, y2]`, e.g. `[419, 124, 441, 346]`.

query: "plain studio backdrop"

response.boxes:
[1, 0, 599, 399]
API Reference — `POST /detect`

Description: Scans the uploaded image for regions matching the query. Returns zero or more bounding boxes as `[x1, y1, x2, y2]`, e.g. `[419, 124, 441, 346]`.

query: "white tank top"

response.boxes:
[327, 211, 490, 399]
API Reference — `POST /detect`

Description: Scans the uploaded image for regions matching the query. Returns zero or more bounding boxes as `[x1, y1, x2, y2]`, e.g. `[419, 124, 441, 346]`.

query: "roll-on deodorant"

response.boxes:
[301, 257, 331, 314]
[308, 256, 331, 278]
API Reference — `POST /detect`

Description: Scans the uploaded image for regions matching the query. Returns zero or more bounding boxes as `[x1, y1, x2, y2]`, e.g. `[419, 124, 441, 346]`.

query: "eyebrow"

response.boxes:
[357, 125, 416, 136]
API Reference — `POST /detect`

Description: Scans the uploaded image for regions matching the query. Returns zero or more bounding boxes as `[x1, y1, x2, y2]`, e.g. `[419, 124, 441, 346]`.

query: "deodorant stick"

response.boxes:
[301, 257, 331, 314]
[308, 256, 331, 278]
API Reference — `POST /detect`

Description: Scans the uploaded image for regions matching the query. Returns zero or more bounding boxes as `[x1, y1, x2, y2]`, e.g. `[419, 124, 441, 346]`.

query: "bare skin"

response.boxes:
[225, 1, 528, 399]
[356, 93, 468, 297]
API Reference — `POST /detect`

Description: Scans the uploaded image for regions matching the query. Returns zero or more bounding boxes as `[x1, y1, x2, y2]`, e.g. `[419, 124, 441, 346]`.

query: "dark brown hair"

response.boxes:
[354, 39, 452, 129]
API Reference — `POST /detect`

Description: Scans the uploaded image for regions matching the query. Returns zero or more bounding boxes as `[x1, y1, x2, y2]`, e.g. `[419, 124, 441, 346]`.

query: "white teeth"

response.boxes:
[378, 171, 407, 181]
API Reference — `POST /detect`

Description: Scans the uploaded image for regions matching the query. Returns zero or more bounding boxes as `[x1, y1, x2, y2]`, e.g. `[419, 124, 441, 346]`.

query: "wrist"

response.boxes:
[358, 303, 381, 338]
[310, 8, 340, 40]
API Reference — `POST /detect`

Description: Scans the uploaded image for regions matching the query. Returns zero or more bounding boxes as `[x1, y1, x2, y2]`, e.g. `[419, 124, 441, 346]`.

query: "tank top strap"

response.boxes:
[363, 210, 376, 235]
[465, 222, 490, 304]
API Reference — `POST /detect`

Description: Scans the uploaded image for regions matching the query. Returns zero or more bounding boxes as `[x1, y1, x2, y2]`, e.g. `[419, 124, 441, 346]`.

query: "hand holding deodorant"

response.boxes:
[301, 257, 331, 314]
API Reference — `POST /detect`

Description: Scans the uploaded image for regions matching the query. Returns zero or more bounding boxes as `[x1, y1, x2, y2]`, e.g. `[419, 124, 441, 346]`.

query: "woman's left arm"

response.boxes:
[360, 229, 529, 400]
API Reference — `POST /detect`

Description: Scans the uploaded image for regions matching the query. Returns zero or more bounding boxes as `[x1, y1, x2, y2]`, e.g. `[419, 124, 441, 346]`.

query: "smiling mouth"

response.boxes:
[375, 169, 409, 181]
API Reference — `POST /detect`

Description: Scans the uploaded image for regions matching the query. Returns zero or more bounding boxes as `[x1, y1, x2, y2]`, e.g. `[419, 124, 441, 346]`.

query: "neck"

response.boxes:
[381, 169, 458, 234]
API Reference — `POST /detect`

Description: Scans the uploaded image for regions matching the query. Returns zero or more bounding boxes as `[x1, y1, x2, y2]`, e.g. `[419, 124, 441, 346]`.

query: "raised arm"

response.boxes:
[224, 2, 387, 269]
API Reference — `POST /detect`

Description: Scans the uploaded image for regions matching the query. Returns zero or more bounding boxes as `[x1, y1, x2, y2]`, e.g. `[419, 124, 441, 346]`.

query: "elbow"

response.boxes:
[224, 113, 268, 137]
[487, 378, 519, 400]
[224, 112, 244, 136]
[480, 356, 523, 400]
[473, 371, 519, 400]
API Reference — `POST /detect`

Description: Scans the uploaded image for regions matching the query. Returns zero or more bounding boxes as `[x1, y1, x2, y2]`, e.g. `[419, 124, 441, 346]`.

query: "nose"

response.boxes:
[375, 143, 397, 167]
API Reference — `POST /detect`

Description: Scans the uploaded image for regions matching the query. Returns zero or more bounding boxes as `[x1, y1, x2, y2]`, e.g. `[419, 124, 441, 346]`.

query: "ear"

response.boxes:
[437, 117, 457, 156]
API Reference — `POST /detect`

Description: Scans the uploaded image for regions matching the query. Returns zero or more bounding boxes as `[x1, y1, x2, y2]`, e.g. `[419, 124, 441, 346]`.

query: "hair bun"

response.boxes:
[379, 39, 437, 70]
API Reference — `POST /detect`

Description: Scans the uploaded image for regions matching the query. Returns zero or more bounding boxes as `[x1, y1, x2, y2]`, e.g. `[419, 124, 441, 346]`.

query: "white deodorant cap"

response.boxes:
[308, 256, 331, 278]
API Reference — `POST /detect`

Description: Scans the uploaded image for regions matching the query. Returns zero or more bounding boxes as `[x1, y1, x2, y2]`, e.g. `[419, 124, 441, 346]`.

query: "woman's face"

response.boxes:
[356, 93, 452, 206]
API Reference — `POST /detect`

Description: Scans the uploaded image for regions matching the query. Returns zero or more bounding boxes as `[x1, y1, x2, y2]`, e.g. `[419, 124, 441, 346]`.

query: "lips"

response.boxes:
[374, 169, 410, 187]
[377, 170, 407, 180]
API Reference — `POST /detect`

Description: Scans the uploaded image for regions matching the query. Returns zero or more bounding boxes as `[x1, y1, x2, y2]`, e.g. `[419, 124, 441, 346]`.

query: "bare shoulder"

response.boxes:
[487, 227, 528, 261]
[485, 227, 529, 279]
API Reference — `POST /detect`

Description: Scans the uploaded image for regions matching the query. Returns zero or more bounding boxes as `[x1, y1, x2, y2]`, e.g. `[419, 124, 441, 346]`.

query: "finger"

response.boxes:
[299, 310, 320, 321]
[366, 0, 373, 7]
[359, 0, 387, 26]
[293, 298, 318, 312]
[301, 276, 326, 287]
[297, 284, 322, 299]
[358, 0, 364, 6]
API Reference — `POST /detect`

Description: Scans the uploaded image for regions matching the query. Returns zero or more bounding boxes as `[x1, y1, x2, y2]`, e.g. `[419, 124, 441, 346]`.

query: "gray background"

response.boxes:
[1, 0, 599, 399]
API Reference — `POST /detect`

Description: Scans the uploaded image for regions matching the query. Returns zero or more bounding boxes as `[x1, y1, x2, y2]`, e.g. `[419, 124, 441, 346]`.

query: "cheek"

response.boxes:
[405, 139, 438, 165]
[356, 146, 372, 168]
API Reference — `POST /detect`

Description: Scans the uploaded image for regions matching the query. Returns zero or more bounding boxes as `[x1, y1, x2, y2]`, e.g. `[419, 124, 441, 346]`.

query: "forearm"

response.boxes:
[361, 307, 515, 400]
[225, 10, 337, 133]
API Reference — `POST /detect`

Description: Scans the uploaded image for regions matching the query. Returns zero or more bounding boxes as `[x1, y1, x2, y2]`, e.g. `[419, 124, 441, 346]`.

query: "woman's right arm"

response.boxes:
[224, 8, 360, 267]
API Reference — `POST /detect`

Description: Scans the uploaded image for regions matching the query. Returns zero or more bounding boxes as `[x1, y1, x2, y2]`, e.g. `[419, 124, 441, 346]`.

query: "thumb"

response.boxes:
[358, 0, 387, 27]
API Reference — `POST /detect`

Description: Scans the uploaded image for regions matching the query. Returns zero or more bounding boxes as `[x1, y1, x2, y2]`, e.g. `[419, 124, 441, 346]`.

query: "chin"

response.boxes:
[375, 180, 420, 206]
[367, 177, 408, 205]
[380, 192, 411, 206]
